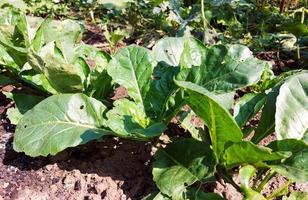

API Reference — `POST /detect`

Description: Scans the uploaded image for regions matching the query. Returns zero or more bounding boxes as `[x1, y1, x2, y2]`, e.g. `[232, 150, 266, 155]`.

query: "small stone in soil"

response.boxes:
[74, 180, 81, 191]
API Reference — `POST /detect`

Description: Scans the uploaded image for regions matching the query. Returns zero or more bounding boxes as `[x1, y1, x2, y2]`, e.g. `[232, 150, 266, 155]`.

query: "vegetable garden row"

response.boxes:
[0, 4, 307, 200]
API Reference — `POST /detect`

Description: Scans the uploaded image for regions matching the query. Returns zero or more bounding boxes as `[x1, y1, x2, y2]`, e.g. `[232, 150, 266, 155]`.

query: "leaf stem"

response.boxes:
[256, 170, 276, 192]
[220, 171, 242, 192]
[268, 180, 291, 199]
[201, 0, 207, 43]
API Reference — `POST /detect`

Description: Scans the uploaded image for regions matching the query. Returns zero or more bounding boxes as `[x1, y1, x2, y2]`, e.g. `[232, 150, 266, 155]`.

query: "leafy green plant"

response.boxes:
[1, 11, 306, 198]
[148, 66, 308, 199]
[0, 9, 113, 118]
[103, 25, 128, 53]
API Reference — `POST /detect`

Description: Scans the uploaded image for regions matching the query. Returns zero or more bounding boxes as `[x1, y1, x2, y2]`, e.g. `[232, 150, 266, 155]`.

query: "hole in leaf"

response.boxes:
[80, 105, 84, 110]
[184, 182, 188, 187]
[24, 125, 27, 128]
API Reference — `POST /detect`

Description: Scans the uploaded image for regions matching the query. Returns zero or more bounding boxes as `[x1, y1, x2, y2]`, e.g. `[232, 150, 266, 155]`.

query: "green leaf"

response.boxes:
[0, 73, 15, 85]
[20, 70, 57, 94]
[268, 139, 308, 153]
[152, 37, 184, 66]
[106, 99, 166, 139]
[147, 65, 183, 121]
[107, 45, 154, 106]
[106, 45, 171, 138]
[239, 165, 267, 200]
[0, 45, 20, 71]
[268, 139, 308, 183]
[223, 141, 291, 168]
[77, 45, 113, 101]
[180, 37, 207, 68]
[30, 42, 86, 93]
[251, 86, 280, 144]
[233, 93, 266, 127]
[6, 107, 22, 125]
[177, 44, 267, 93]
[32, 19, 82, 60]
[275, 73, 308, 143]
[4, 92, 44, 124]
[282, 192, 308, 200]
[13, 94, 112, 157]
[176, 80, 242, 158]
[153, 138, 216, 199]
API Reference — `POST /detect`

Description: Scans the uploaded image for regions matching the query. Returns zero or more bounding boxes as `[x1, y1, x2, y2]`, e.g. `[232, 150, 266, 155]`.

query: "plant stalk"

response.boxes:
[220, 171, 242, 192]
[256, 170, 276, 192]
[201, 0, 207, 43]
[268, 180, 291, 199]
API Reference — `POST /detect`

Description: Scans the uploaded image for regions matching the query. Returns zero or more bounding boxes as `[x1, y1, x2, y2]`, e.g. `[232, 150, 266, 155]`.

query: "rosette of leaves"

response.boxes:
[0, 9, 113, 122]
[106, 44, 183, 140]
[150, 69, 307, 199]
[149, 38, 307, 199]
[150, 77, 307, 199]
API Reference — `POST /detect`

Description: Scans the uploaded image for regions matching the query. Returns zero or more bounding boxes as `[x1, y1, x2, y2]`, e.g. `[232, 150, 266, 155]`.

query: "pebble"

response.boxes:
[45, 165, 53, 171]
[62, 175, 76, 189]
[2, 182, 9, 189]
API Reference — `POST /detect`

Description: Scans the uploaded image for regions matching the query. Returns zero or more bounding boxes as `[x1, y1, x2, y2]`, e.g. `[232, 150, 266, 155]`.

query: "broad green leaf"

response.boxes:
[32, 19, 82, 61]
[233, 93, 266, 127]
[212, 92, 235, 110]
[88, 69, 113, 102]
[20, 69, 57, 94]
[176, 80, 242, 158]
[106, 99, 166, 139]
[177, 44, 267, 93]
[77, 45, 113, 101]
[0, 73, 15, 85]
[153, 138, 216, 199]
[13, 94, 112, 157]
[223, 141, 291, 168]
[29, 42, 85, 93]
[180, 37, 207, 68]
[107, 45, 154, 107]
[251, 86, 280, 144]
[268, 139, 308, 183]
[0, 45, 19, 71]
[106, 45, 180, 138]
[282, 192, 308, 200]
[239, 165, 266, 200]
[270, 148, 308, 183]
[147, 65, 183, 121]
[0, 9, 34, 69]
[4, 92, 44, 124]
[152, 37, 185, 66]
[43, 55, 85, 93]
[275, 73, 308, 143]
[268, 139, 308, 153]
[6, 107, 22, 125]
